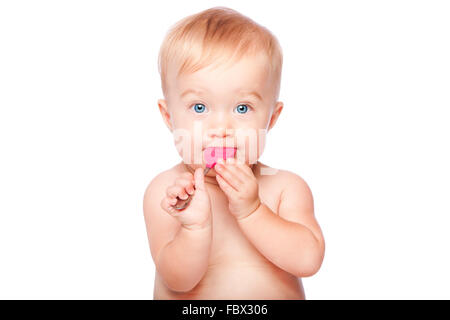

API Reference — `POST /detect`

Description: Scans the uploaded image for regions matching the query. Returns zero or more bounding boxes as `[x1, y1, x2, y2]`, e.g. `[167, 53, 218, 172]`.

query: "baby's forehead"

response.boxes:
[172, 56, 274, 96]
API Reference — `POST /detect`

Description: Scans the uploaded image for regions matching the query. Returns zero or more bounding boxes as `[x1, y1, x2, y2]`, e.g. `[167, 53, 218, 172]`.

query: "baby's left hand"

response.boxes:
[215, 158, 261, 220]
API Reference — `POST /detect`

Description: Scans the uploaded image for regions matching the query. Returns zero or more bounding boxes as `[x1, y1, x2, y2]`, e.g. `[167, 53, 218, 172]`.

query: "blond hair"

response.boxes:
[158, 6, 283, 99]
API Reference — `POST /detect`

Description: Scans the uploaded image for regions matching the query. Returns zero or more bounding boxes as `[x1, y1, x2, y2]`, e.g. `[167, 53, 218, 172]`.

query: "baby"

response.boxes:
[143, 6, 325, 299]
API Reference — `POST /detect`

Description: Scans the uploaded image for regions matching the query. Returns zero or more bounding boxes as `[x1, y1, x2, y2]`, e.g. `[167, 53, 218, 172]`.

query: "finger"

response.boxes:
[175, 178, 195, 195]
[194, 167, 205, 191]
[235, 162, 255, 178]
[216, 173, 237, 197]
[226, 158, 254, 178]
[225, 157, 236, 165]
[215, 163, 243, 190]
[166, 185, 189, 200]
[161, 197, 178, 215]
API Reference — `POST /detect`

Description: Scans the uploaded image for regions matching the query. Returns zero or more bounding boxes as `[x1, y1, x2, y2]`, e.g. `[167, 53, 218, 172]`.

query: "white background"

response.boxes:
[0, 0, 449, 299]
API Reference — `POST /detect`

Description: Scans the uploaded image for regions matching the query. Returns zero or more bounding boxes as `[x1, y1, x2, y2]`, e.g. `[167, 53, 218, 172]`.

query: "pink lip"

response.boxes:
[203, 146, 237, 169]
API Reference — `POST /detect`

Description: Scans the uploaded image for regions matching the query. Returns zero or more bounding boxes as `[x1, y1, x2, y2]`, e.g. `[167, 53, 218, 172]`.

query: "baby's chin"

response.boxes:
[183, 159, 252, 172]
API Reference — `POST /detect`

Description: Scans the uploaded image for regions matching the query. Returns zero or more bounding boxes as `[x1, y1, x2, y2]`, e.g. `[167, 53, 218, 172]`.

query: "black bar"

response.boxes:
[0, 299, 447, 318]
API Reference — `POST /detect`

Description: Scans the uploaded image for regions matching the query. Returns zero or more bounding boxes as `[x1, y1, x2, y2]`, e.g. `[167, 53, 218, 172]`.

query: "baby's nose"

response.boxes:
[208, 127, 233, 139]
[207, 112, 234, 138]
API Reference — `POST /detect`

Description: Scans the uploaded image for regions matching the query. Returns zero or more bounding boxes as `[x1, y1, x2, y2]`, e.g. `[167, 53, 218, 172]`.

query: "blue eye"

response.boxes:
[192, 103, 207, 113]
[235, 104, 249, 114]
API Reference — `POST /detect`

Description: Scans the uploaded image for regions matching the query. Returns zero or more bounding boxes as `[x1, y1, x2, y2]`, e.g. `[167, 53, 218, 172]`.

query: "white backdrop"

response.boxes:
[0, 0, 449, 299]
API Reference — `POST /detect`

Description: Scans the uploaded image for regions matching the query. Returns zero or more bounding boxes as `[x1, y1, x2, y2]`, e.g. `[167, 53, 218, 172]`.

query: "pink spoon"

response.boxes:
[173, 147, 237, 210]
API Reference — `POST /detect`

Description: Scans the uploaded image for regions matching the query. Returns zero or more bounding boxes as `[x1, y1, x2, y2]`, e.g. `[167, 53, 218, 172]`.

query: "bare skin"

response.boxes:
[143, 52, 325, 299]
[144, 160, 323, 299]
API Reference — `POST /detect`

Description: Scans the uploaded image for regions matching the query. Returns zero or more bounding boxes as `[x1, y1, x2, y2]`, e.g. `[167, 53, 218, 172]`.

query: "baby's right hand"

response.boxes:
[161, 168, 212, 230]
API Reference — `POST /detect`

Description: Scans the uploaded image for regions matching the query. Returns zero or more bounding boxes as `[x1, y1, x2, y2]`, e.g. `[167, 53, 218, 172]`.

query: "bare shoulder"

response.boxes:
[278, 168, 313, 202]
[264, 164, 323, 246]
[256, 162, 312, 199]
[258, 162, 318, 224]
[143, 163, 185, 262]
[143, 164, 182, 200]
[276, 167, 314, 215]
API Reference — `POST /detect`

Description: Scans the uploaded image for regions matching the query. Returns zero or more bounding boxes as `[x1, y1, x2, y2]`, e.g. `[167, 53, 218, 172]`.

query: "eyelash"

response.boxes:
[189, 102, 253, 114]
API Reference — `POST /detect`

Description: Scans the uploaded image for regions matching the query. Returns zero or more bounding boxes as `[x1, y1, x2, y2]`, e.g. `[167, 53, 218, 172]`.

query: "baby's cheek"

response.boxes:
[172, 128, 198, 165]
[173, 129, 204, 166]
[235, 131, 267, 165]
[251, 134, 266, 164]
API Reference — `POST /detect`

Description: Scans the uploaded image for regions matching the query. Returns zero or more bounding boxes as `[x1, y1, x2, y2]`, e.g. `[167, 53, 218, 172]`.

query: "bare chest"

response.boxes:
[154, 174, 305, 299]
[205, 182, 281, 265]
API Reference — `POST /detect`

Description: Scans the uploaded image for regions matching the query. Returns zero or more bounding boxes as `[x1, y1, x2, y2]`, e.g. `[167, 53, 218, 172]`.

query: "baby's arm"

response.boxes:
[237, 171, 325, 277]
[143, 172, 212, 292]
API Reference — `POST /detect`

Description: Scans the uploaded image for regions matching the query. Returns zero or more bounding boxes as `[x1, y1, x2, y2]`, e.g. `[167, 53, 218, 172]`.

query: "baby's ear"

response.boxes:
[268, 101, 284, 131]
[157, 99, 173, 132]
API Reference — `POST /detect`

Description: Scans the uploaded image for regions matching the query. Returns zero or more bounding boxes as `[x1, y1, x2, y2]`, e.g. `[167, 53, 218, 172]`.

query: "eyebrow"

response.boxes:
[180, 88, 263, 101]
[180, 89, 205, 99]
[238, 90, 263, 102]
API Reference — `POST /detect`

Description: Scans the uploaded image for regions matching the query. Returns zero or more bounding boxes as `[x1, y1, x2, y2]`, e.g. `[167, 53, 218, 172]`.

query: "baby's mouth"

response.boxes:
[203, 146, 237, 169]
